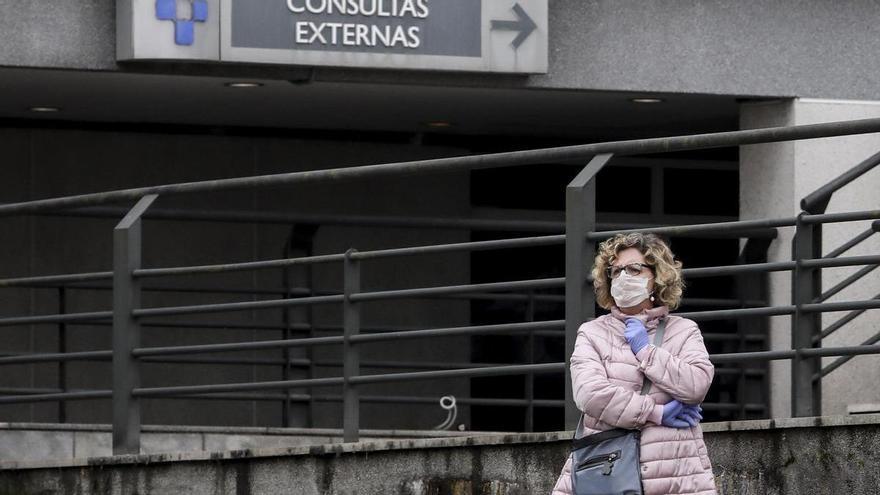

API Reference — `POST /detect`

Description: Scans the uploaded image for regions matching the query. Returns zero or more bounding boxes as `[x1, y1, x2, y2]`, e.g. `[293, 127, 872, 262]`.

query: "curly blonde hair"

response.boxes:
[591, 232, 685, 310]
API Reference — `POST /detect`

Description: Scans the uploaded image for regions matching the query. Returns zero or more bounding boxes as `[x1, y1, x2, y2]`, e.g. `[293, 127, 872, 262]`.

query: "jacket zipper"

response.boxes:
[575, 450, 621, 472]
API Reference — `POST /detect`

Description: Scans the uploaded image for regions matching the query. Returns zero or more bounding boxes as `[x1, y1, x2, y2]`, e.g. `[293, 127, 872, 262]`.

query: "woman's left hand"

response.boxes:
[624, 318, 650, 355]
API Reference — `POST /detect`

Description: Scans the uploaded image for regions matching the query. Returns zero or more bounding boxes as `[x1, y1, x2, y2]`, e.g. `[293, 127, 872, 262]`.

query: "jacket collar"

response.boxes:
[610, 305, 669, 330]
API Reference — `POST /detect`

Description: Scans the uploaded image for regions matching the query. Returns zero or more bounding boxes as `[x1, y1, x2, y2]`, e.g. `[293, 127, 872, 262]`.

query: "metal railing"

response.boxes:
[0, 117, 879, 454]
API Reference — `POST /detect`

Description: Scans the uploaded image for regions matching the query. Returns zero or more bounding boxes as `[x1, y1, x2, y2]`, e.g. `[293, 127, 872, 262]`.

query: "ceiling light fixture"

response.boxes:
[424, 121, 454, 128]
[224, 82, 264, 88]
[29, 106, 60, 113]
[630, 98, 664, 104]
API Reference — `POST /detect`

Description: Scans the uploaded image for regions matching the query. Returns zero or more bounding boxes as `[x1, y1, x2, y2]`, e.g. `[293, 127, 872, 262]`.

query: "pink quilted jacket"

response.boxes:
[551, 306, 717, 495]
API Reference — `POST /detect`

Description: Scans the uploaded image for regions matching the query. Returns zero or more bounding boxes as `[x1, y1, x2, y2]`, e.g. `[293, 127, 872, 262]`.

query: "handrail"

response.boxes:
[801, 149, 880, 214]
[3, 118, 880, 217]
[3, 121, 880, 448]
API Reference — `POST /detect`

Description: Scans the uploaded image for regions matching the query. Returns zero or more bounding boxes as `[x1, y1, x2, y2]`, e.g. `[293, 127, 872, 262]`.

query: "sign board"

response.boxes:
[117, 0, 548, 74]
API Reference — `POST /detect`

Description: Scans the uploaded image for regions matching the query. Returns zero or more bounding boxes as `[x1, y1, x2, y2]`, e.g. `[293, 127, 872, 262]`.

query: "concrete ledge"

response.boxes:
[0, 422, 508, 467]
[701, 412, 880, 432]
[0, 421, 489, 437]
[0, 430, 564, 471]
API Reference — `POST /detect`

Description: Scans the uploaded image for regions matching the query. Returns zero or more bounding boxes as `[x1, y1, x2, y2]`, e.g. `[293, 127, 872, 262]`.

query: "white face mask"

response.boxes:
[610, 271, 652, 308]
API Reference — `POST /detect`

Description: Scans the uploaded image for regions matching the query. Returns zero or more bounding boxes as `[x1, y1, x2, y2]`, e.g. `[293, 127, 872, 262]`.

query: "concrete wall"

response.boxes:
[4, 1, 880, 99]
[2, 414, 880, 494]
[740, 98, 880, 418]
[0, 126, 472, 431]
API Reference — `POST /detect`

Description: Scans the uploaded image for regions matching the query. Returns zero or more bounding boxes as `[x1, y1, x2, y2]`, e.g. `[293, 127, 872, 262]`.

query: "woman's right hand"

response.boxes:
[661, 400, 703, 428]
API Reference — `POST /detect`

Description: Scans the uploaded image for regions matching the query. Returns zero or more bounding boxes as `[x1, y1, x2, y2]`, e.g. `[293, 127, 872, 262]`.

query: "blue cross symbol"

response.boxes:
[156, 0, 208, 46]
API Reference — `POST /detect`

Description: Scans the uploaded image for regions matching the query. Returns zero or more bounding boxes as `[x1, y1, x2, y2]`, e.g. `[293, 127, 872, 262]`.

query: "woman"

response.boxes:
[551, 232, 717, 495]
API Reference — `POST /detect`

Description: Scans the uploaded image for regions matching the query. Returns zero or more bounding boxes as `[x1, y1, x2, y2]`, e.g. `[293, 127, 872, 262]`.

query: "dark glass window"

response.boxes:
[596, 166, 652, 213]
[664, 168, 738, 216]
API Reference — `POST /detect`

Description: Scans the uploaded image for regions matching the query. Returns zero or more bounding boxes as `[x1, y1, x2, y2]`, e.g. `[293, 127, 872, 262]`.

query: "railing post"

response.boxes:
[281, 224, 318, 428]
[57, 286, 67, 423]
[791, 213, 822, 417]
[343, 248, 361, 442]
[524, 290, 536, 432]
[565, 153, 612, 429]
[113, 194, 158, 455]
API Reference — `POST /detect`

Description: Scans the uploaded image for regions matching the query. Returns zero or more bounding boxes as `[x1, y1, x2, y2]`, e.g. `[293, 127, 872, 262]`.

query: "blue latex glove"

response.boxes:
[680, 405, 703, 424]
[661, 400, 694, 428]
[624, 318, 650, 355]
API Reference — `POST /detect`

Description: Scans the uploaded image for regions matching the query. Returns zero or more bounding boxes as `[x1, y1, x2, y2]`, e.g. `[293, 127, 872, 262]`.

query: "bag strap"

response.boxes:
[639, 317, 667, 396]
[573, 317, 667, 439]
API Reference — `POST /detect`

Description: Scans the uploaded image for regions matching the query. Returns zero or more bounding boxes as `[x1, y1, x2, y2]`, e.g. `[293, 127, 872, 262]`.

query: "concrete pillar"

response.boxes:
[741, 98, 880, 418]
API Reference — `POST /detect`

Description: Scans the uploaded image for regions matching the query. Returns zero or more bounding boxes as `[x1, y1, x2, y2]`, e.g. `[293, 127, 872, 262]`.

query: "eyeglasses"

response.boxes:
[607, 262, 653, 279]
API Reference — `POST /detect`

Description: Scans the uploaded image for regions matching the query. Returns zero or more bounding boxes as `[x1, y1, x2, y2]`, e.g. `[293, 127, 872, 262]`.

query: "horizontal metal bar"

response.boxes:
[133, 236, 564, 280]
[824, 227, 876, 259]
[350, 278, 565, 303]
[142, 356, 309, 367]
[351, 235, 566, 261]
[801, 209, 880, 225]
[713, 368, 767, 376]
[349, 320, 565, 344]
[679, 253, 880, 281]
[314, 394, 567, 408]
[681, 298, 880, 321]
[701, 403, 766, 412]
[5, 117, 880, 216]
[134, 377, 346, 397]
[681, 298, 767, 308]
[133, 335, 346, 357]
[0, 390, 112, 404]
[131, 320, 564, 357]
[0, 271, 112, 288]
[348, 363, 564, 386]
[140, 320, 311, 332]
[134, 363, 564, 397]
[56, 205, 567, 233]
[0, 352, 510, 370]
[682, 261, 795, 278]
[800, 345, 880, 358]
[132, 294, 345, 319]
[678, 305, 796, 321]
[134, 253, 346, 279]
[801, 299, 880, 314]
[800, 254, 880, 269]
[587, 217, 792, 241]
[145, 357, 506, 370]
[702, 334, 767, 342]
[314, 360, 505, 371]
[155, 392, 567, 408]
[0, 387, 68, 395]
[0, 311, 111, 327]
[173, 393, 311, 402]
[0, 350, 112, 366]
[710, 344, 880, 363]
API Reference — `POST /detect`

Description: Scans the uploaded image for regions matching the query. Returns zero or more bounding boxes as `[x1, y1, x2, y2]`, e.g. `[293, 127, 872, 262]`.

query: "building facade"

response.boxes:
[0, 0, 878, 432]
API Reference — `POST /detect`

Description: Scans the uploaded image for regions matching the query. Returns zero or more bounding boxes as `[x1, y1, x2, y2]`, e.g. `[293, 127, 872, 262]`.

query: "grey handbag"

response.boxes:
[570, 318, 667, 495]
